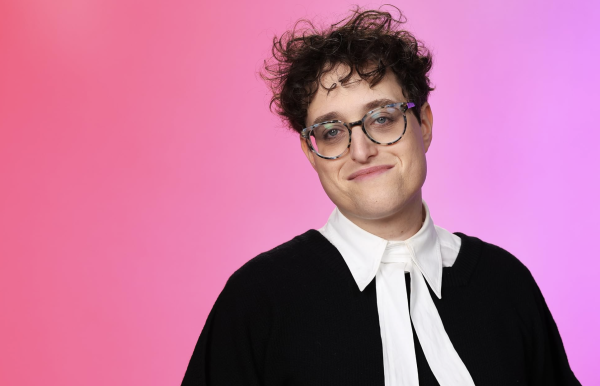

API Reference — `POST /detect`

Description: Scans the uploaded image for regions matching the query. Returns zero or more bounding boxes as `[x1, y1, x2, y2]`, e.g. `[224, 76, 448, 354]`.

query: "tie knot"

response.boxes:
[381, 242, 414, 272]
[381, 246, 412, 266]
[381, 254, 412, 264]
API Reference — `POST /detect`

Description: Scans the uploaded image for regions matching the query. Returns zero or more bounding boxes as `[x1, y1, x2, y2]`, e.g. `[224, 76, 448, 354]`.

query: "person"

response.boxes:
[181, 7, 581, 386]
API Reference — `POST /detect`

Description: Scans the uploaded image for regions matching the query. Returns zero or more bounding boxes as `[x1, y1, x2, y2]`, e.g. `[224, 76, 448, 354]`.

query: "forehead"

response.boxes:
[306, 65, 405, 124]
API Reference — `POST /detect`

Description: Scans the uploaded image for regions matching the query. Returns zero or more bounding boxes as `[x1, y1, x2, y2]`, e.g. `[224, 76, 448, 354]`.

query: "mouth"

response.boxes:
[348, 165, 394, 181]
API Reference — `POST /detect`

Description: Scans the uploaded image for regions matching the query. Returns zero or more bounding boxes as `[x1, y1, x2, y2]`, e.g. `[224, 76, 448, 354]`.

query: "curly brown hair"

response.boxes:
[261, 6, 434, 134]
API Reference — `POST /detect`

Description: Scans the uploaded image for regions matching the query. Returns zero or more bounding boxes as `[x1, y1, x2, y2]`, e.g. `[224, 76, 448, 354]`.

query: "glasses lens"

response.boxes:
[310, 122, 350, 158]
[364, 106, 406, 143]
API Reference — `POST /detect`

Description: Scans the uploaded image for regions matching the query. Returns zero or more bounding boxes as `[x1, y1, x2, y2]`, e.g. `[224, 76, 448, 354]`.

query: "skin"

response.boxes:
[300, 65, 433, 241]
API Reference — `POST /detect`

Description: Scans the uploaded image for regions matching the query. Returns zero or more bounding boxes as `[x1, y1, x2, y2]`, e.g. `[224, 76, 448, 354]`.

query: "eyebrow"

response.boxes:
[310, 98, 398, 126]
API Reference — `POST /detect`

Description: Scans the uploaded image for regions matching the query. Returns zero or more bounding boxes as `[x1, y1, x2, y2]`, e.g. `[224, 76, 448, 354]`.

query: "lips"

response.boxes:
[347, 165, 394, 180]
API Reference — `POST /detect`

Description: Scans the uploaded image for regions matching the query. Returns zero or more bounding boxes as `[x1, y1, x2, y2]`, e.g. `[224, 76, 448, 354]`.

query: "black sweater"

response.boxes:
[181, 230, 581, 385]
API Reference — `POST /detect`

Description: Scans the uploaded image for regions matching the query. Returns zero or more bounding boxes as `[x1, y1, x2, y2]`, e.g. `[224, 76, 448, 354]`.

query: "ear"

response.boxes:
[419, 102, 433, 153]
[300, 135, 317, 170]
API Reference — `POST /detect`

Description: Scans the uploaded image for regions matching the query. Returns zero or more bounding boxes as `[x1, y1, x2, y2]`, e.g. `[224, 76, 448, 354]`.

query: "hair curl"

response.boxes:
[261, 6, 434, 133]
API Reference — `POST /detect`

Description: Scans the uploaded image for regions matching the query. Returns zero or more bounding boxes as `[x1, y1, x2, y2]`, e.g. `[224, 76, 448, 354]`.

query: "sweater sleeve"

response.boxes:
[525, 269, 581, 386]
[181, 268, 271, 386]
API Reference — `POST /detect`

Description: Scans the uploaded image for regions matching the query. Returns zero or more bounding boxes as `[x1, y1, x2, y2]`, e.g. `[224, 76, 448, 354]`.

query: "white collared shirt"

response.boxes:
[318, 199, 463, 384]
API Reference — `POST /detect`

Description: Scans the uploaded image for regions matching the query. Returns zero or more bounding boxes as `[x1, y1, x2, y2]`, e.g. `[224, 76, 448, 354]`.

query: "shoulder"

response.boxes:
[224, 229, 325, 293]
[454, 231, 538, 289]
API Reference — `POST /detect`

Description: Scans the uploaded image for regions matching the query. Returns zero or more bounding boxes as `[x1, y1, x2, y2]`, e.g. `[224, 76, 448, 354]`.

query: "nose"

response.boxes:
[349, 125, 378, 163]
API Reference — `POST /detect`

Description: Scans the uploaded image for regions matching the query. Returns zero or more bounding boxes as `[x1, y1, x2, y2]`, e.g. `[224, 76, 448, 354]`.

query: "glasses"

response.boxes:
[301, 101, 415, 159]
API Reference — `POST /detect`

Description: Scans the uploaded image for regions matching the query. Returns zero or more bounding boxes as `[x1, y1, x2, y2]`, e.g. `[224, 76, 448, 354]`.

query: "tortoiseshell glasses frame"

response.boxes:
[301, 101, 416, 160]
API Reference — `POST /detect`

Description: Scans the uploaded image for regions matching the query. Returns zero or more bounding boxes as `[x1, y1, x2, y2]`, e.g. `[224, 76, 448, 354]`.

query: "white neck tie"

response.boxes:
[375, 242, 476, 386]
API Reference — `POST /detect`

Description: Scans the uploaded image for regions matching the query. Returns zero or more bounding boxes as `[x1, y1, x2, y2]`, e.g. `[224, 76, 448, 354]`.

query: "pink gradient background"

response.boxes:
[1, 0, 598, 384]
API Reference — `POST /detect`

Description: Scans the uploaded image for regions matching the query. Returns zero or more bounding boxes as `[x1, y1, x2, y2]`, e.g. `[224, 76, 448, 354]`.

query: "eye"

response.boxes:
[324, 129, 340, 139]
[375, 116, 389, 124]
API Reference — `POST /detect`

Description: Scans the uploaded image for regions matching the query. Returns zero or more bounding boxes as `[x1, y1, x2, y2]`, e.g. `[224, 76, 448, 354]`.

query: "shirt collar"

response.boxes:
[319, 199, 444, 298]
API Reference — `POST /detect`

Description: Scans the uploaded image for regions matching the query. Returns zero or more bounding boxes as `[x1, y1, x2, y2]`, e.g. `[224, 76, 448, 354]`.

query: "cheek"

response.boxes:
[315, 163, 342, 189]
[393, 142, 427, 185]
[404, 149, 427, 184]
[315, 163, 354, 202]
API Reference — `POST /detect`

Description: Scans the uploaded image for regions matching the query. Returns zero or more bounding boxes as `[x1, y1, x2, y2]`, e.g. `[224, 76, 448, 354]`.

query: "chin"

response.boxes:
[324, 182, 414, 219]
[350, 197, 405, 220]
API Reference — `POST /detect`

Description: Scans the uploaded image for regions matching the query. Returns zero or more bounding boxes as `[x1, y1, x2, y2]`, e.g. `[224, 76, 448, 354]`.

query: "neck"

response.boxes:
[339, 192, 425, 241]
